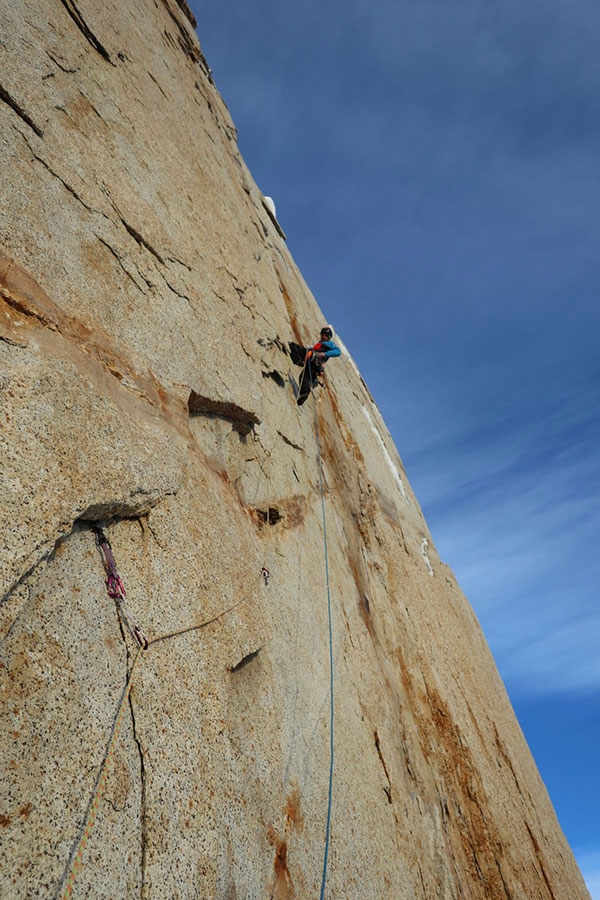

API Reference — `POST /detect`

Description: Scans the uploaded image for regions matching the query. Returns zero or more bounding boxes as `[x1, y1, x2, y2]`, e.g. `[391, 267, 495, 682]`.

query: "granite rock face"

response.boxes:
[0, 2, 591, 899]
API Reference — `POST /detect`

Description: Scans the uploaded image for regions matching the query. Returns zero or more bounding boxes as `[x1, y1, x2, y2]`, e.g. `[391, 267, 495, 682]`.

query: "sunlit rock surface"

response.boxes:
[0, 1, 590, 898]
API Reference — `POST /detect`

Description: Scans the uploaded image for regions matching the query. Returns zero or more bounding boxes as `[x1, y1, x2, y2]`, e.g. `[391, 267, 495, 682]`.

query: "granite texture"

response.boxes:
[0, 1, 590, 898]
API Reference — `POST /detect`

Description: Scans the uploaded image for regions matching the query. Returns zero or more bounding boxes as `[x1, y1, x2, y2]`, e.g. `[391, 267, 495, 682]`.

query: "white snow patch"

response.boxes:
[263, 196, 276, 218]
[421, 538, 434, 576]
[362, 405, 408, 501]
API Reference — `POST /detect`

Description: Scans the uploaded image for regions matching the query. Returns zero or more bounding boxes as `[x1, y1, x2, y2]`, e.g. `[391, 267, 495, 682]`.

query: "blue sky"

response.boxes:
[191, 0, 600, 891]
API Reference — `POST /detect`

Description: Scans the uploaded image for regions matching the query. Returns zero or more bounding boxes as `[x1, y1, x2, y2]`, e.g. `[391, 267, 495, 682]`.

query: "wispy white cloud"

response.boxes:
[498, 616, 600, 697]
[395, 378, 600, 699]
[576, 848, 600, 900]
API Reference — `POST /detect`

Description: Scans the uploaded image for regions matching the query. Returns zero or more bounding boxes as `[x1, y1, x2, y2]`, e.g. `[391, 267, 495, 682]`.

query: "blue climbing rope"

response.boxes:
[312, 392, 335, 900]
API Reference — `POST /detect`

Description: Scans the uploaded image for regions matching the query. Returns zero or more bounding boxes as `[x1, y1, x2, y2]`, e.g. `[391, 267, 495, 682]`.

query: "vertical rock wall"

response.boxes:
[0, 1, 590, 898]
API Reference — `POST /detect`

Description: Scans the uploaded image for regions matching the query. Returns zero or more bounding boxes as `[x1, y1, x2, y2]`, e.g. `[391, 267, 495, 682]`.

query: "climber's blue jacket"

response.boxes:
[312, 339, 341, 360]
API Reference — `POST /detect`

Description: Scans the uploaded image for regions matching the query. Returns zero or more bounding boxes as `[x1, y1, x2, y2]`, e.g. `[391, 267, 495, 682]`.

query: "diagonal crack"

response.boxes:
[95, 235, 148, 292]
[278, 432, 303, 452]
[147, 70, 169, 100]
[0, 83, 43, 137]
[121, 219, 165, 265]
[156, 268, 190, 303]
[19, 132, 115, 221]
[374, 730, 393, 804]
[46, 50, 79, 74]
[31, 151, 93, 210]
[159, 0, 200, 63]
[58, 0, 112, 63]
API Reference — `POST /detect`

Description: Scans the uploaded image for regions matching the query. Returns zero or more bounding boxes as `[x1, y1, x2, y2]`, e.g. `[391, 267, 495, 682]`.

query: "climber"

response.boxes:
[310, 326, 341, 376]
[290, 326, 341, 405]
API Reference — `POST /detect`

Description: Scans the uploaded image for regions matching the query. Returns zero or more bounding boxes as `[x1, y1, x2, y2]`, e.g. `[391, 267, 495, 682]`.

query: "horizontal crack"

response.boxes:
[0, 334, 27, 348]
[188, 390, 260, 434]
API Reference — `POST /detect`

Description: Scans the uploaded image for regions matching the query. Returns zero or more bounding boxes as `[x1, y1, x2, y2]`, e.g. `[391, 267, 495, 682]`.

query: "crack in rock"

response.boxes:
[95, 235, 149, 292]
[229, 648, 260, 673]
[59, 0, 113, 63]
[262, 370, 285, 388]
[188, 390, 260, 435]
[120, 218, 165, 265]
[0, 334, 27, 348]
[374, 731, 393, 804]
[0, 82, 43, 137]
[261, 197, 287, 241]
[172, 0, 197, 27]
[277, 432, 303, 452]
[159, 0, 200, 63]
[167, 254, 193, 272]
[46, 50, 79, 74]
[129, 687, 148, 896]
[29, 147, 94, 211]
[0, 249, 185, 423]
[158, 270, 190, 303]
[148, 69, 169, 100]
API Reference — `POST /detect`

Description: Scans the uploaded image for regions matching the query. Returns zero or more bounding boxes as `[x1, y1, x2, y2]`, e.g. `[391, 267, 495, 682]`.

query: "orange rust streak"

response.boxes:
[271, 839, 294, 900]
[284, 786, 304, 834]
[0, 250, 188, 432]
[277, 277, 303, 344]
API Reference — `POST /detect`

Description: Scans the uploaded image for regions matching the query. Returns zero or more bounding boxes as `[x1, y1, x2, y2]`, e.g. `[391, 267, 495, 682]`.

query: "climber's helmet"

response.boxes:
[320, 326, 333, 340]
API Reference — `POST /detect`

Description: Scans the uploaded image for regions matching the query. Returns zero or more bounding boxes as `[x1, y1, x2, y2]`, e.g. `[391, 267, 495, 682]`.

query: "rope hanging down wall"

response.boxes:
[258, 358, 336, 899]
[311, 390, 336, 900]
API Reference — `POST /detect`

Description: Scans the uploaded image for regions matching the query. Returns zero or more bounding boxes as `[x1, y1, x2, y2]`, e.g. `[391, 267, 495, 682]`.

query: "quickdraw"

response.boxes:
[92, 525, 149, 650]
[261, 566, 270, 585]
